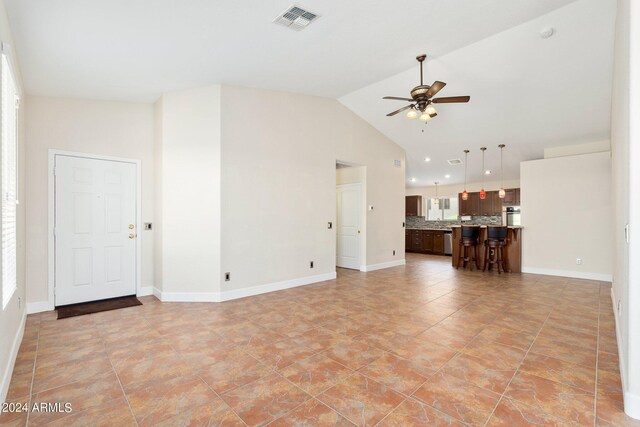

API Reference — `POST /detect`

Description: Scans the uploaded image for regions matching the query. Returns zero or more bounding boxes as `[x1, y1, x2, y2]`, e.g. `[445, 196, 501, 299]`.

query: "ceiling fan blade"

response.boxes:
[383, 96, 414, 102]
[432, 96, 470, 104]
[386, 105, 413, 117]
[426, 81, 446, 98]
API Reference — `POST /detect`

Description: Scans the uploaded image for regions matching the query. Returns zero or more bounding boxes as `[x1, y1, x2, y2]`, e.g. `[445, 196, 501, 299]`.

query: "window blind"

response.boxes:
[1, 53, 18, 309]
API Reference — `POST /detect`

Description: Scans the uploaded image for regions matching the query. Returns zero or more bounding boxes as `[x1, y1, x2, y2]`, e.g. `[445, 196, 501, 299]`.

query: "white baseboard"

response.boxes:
[137, 286, 153, 297]
[1, 311, 26, 404]
[26, 300, 53, 314]
[611, 287, 640, 420]
[360, 259, 406, 272]
[154, 289, 218, 302]
[217, 271, 336, 302]
[154, 272, 337, 303]
[521, 266, 612, 282]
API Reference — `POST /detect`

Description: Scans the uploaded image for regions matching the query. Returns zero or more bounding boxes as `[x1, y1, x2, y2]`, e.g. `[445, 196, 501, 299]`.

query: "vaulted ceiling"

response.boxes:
[339, 0, 615, 186]
[5, 0, 615, 185]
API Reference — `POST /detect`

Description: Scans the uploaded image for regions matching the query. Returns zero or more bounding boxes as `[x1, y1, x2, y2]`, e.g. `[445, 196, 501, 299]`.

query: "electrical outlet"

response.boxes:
[393, 250, 396, 256]
[225, 272, 230, 281]
[576, 258, 582, 265]
[310, 261, 314, 268]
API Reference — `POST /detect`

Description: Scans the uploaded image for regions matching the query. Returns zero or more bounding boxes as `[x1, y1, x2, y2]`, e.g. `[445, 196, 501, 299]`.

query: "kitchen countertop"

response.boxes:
[405, 227, 452, 231]
[449, 225, 524, 228]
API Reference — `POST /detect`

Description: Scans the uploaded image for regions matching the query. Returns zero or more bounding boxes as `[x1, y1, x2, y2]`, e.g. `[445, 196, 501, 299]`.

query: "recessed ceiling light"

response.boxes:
[424, 157, 431, 162]
[485, 170, 492, 175]
[410, 177, 416, 182]
[445, 174, 451, 178]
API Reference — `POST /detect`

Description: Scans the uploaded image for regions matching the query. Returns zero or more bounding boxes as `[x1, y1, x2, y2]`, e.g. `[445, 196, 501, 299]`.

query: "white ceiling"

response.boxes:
[5, 0, 616, 186]
[6, 0, 581, 103]
[339, 0, 616, 187]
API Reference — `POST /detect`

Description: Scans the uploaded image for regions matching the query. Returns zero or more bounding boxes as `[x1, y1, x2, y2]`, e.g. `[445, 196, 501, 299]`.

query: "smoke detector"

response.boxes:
[540, 28, 554, 39]
[273, 5, 320, 31]
[447, 158, 463, 165]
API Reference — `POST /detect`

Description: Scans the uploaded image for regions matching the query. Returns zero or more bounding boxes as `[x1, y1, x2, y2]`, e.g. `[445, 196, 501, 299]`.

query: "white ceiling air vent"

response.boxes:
[273, 5, 320, 31]
[447, 159, 463, 165]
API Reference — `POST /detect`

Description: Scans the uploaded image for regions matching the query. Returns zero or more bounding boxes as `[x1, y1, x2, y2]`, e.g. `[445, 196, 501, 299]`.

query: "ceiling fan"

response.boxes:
[383, 54, 470, 123]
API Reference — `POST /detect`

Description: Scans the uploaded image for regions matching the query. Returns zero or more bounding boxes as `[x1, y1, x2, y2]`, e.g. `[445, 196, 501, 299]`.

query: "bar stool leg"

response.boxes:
[483, 244, 489, 272]
[474, 244, 481, 270]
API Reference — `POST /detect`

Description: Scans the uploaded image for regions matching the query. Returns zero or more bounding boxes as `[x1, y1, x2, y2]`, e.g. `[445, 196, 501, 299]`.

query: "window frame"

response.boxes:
[1, 45, 19, 311]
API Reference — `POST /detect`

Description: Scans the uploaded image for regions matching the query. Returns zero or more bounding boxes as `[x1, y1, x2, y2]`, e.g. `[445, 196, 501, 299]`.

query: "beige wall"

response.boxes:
[24, 97, 155, 304]
[220, 85, 405, 292]
[155, 86, 221, 296]
[0, 0, 27, 404]
[520, 151, 612, 280]
[336, 165, 365, 185]
[544, 139, 610, 158]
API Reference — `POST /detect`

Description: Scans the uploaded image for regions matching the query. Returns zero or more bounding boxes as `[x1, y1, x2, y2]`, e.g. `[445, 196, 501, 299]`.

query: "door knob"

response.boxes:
[128, 224, 135, 229]
[128, 234, 135, 239]
[358, 230, 361, 234]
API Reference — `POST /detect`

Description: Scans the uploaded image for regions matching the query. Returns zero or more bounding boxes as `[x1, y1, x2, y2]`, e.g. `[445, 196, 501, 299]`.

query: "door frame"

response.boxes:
[336, 182, 364, 270]
[47, 149, 142, 310]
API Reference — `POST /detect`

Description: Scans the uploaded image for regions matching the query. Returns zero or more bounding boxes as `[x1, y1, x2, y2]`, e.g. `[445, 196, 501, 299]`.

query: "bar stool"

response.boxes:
[456, 226, 481, 270]
[483, 226, 508, 273]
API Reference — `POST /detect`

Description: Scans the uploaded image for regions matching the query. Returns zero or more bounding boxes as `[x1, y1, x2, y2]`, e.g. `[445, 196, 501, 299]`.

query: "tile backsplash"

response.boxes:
[406, 215, 502, 230]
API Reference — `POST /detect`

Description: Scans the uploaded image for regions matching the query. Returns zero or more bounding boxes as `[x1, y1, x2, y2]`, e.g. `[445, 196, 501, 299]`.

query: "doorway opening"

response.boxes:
[336, 162, 366, 271]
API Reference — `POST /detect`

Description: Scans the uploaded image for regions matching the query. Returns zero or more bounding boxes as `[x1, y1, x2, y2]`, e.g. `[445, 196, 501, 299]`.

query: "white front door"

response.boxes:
[54, 155, 137, 306]
[336, 183, 362, 269]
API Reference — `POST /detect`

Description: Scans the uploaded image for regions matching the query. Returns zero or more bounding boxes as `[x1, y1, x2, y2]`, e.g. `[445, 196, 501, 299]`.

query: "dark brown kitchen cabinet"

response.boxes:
[405, 195, 423, 216]
[459, 192, 479, 216]
[502, 188, 520, 206]
[458, 189, 520, 215]
[479, 191, 502, 215]
[433, 233, 444, 254]
[405, 230, 446, 255]
[422, 232, 434, 252]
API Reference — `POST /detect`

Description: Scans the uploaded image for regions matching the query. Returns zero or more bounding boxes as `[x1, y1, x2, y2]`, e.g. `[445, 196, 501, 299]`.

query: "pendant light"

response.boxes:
[479, 147, 487, 200]
[498, 144, 506, 198]
[461, 150, 469, 201]
[433, 181, 439, 205]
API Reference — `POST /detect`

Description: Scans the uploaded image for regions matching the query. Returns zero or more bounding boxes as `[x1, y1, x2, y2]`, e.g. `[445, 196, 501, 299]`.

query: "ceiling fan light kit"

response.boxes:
[383, 54, 470, 126]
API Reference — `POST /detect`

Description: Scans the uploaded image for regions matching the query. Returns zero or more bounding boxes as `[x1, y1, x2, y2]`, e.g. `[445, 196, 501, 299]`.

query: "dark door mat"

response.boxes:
[57, 295, 142, 319]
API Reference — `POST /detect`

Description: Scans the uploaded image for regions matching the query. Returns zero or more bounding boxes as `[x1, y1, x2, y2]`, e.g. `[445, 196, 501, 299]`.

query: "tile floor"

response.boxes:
[2, 253, 639, 426]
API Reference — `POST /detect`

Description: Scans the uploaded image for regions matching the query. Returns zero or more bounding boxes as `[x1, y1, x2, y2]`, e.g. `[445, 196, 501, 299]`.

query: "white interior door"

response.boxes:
[336, 183, 362, 269]
[55, 155, 137, 306]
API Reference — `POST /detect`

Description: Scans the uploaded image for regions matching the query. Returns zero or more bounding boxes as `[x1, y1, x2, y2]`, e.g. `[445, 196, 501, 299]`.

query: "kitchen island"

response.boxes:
[451, 226, 523, 272]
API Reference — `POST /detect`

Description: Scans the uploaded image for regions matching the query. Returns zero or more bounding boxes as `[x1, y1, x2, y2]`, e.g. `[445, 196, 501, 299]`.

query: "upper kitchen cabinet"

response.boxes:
[458, 191, 479, 216]
[479, 191, 500, 215]
[458, 188, 521, 215]
[405, 195, 423, 216]
[502, 188, 521, 206]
